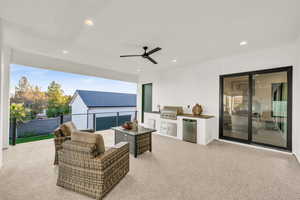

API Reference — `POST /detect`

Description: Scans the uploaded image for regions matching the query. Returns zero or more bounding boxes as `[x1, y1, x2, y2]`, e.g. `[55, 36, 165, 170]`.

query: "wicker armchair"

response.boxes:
[57, 139, 129, 200]
[54, 134, 70, 165]
[53, 121, 94, 165]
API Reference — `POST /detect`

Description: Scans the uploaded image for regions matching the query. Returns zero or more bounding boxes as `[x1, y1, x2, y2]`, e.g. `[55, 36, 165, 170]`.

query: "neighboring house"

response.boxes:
[70, 90, 137, 131]
[36, 109, 47, 120]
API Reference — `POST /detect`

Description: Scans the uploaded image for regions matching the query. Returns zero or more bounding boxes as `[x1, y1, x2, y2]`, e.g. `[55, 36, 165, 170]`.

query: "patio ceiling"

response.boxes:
[1, 0, 300, 75]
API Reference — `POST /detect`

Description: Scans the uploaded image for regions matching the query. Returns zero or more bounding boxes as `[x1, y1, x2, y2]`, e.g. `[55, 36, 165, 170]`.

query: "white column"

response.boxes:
[0, 19, 11, 168]
[0, 19, 3, 168]
[1, 47, 11, 149]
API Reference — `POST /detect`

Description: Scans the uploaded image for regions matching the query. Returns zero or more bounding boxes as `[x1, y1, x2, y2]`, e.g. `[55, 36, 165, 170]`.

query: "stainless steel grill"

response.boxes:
[160, 106, 183, 120]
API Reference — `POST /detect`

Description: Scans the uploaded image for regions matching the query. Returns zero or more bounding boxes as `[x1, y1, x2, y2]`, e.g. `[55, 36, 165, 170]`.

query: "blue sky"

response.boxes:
[10, 64, 137, 96]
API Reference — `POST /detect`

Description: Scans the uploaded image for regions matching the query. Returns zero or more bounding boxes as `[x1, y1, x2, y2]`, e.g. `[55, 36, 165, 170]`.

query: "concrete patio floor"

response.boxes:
[1, 131, 300, 200]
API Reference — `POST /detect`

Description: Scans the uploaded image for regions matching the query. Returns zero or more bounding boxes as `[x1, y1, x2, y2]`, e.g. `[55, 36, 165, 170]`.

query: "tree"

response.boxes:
[12, 76, 32, 106]
[11, 77, 71, 119]
[46, 81, 71, 117]
[15, 76, 31, 94]
[11, 77, 48, 118]
[30, 86, 48, 116]
[10, 103, 27, 123]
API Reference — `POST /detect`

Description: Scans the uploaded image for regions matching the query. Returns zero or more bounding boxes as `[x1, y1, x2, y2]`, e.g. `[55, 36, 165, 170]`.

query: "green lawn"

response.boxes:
[9, 134, 54, 145]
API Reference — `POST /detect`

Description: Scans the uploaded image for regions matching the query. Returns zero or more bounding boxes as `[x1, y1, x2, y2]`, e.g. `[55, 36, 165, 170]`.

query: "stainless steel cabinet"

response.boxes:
[160, 120, 177, 137]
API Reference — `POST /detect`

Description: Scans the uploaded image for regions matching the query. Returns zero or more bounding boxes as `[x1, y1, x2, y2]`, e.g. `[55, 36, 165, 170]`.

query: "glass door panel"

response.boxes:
[223, 76, 249, 140]
[252, 72, 288, 148]
[142, 83, 152, 123]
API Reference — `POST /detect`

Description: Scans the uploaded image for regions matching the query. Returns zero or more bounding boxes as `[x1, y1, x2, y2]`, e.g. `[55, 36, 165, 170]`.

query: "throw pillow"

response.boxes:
[71, 131, 105, 154]
[60, 122, 77, 136]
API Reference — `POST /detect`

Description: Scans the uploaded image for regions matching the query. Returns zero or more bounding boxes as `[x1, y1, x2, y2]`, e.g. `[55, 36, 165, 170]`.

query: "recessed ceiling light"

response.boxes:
[172, 59, 177, 63]
[84, 19, 94, 26]
[62, 50, 69, 54]
[240, 41, 248, 46]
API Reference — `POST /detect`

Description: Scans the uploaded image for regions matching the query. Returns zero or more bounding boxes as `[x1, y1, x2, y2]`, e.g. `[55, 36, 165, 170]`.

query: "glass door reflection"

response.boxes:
[223, 76, 249, 141]
[252, 72, 288, 148]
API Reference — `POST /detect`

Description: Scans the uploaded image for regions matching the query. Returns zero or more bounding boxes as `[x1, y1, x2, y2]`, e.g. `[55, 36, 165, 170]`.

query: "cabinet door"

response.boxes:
[147, 119, 156, 129]
[160, 121, 168, 135]
[167, 123, 177, 137]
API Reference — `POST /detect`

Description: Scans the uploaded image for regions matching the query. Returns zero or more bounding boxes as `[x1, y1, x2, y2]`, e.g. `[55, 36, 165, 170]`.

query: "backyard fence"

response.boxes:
[71, 111, 138, 131]
[10, 111, 138, 145]
[9, 115, 71, 145]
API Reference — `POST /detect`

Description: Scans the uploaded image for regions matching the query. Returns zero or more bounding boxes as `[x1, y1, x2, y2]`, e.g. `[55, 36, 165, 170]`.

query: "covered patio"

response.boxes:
[1, 1, 300, 200]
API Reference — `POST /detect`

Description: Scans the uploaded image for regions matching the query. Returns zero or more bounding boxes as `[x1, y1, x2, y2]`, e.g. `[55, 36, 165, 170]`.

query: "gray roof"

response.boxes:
[74, 90, 136, 107]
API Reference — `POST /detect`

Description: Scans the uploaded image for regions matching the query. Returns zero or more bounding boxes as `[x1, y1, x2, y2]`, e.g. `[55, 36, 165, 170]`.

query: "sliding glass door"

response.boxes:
[220, 67, 292, 151]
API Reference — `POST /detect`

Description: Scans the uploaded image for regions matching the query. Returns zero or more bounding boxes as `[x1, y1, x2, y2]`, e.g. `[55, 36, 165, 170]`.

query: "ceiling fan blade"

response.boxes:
[145, 56, 158, 64]
[120, 55, 142, 57]
[147, 47, 162, 55]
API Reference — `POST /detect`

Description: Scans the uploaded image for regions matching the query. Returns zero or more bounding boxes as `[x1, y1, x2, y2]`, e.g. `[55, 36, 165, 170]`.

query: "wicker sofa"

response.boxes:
[53, 122, 94, 165]
[56, 130, 130, 200]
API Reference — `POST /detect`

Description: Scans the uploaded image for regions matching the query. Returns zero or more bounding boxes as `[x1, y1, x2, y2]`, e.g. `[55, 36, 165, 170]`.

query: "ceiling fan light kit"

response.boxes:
[120, 46, 162, 64]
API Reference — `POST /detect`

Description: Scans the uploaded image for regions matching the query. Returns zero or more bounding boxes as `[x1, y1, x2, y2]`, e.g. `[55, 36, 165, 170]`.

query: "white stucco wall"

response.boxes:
[70, 95, 89, 130]
[138, 42, 300, 159]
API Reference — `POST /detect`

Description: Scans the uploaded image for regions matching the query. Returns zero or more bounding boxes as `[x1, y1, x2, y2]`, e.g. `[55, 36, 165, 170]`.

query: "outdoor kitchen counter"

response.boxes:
[145, 111, 214, 119]
[146, 111, 161, 114]
[178, 114, 214, 119]
[144, 112, 217, 145]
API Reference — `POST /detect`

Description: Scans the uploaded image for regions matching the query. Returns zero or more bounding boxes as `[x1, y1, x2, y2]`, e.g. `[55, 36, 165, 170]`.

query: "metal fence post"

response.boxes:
[116, 112, 119, 126]
[12, 118, 17, 146]
[60, 114, 64, 125]
[135, 111, 138, 121]
[93, 113, 96, 132]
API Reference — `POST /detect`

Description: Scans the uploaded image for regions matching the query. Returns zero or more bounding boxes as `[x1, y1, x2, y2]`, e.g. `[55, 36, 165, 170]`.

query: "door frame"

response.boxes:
[219, 66, 293, 151]
[141, 83, 153, 123]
